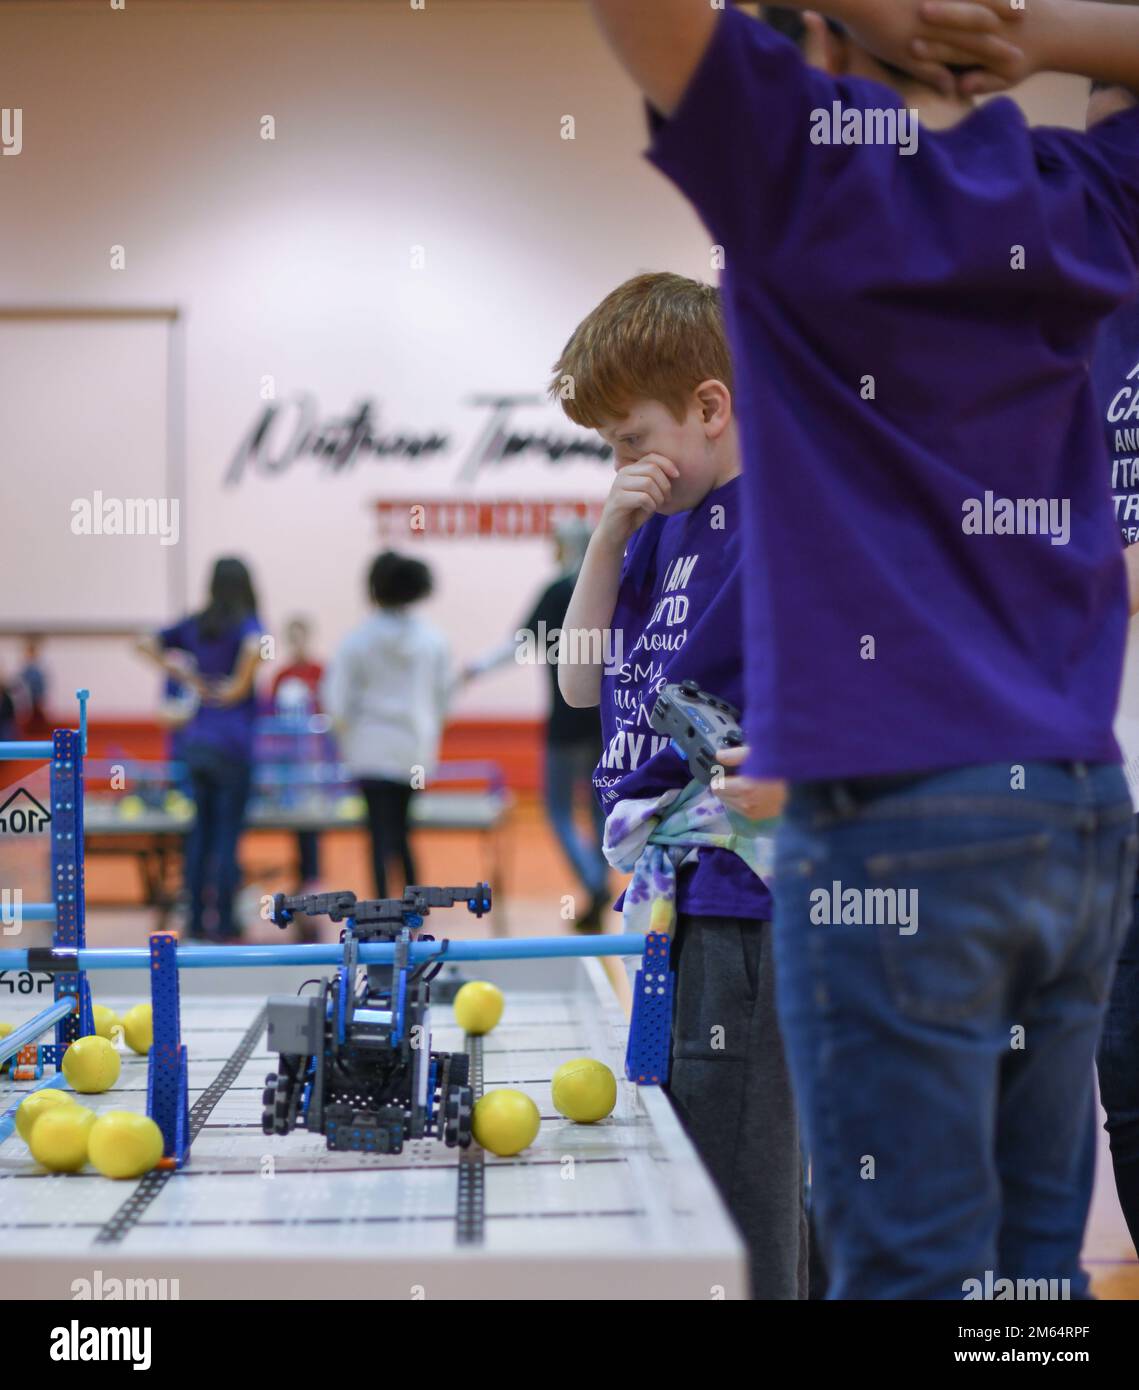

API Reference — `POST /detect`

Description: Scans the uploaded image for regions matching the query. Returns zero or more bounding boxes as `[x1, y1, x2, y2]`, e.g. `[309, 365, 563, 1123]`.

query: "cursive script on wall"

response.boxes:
[225, 394, 611, 486]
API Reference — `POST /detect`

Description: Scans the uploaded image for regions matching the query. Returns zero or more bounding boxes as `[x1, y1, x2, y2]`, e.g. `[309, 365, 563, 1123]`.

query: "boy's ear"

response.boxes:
[695, 380, 732, 434]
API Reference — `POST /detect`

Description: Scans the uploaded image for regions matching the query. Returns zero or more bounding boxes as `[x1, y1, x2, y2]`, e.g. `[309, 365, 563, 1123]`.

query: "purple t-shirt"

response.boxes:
[647, 7, 1139, 781]
[1092, 297, 1139, 543]
[159, 613, 261, 761]
[595, 476, 772, 922]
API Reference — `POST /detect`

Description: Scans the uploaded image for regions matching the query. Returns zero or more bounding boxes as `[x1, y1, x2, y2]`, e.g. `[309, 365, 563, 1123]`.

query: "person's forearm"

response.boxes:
[136, 635, 180, 681]
[214, 643, 260, 706]
[467, 638, 518, 678]
[587, 0, 718, 115]
[1025, 0, 1139, 88]
[558, 532, 625, 708]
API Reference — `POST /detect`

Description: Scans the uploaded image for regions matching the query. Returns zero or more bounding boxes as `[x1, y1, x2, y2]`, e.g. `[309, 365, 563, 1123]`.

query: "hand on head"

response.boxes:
[817, 0, 1031, 97]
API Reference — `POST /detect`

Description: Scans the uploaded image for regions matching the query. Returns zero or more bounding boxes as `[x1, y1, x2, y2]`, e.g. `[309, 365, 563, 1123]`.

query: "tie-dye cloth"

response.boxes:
[603, 779, 776, 936]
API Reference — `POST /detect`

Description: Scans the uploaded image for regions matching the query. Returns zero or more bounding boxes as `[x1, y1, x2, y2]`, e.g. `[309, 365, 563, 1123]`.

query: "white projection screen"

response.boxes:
[0, 309, 185, 633]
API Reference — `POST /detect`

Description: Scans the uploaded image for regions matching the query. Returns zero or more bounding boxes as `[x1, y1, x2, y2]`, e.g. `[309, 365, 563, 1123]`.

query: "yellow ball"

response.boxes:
[551, 1058, 617, 1124]
[61, 1035, 121, 1093]
[28, 1105, 95, 1172]
[15, 1088, 78, 1144]
[118, 795, 146, 821]
[121, 1003, 153, 1055]
[0, 1021, 12, 1072]
[471, 1089, 540, 1157]
[88, 1111, 165, 1179]
[90, 1004, 120, 1041]
[453, 981, 504, 1036]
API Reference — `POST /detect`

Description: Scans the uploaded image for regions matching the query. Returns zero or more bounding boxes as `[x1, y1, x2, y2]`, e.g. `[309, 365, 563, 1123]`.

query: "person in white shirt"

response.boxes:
[322, 551, 451, 897]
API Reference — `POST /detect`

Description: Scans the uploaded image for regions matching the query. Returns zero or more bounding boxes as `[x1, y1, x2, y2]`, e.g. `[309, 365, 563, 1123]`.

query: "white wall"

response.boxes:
[0, 0, 1091, 720]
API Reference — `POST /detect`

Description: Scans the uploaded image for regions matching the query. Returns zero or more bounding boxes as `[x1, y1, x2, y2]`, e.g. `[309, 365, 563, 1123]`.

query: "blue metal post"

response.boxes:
[47, 724, 93, 1064]
[624, 931, 674, 1085]
[147, 931, 189, 1166]
[77, 689, 89, 757]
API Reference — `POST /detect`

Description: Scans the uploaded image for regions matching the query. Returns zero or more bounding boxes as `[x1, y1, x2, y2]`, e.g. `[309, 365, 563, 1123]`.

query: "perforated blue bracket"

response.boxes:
[624, 931, 674, 1085]
[147, 931, 190, 1167]
[49, 726, 93, 1061]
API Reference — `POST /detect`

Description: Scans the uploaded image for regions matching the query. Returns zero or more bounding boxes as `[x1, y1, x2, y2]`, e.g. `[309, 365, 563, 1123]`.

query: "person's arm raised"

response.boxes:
[585, 0, 719, 117]
[585, 0, 1020, 112]
[920, 0, 1139, 96]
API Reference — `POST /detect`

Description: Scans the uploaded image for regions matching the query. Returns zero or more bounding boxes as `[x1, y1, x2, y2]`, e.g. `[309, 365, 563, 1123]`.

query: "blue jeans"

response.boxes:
[545, 738, 608, 899]
[184, 746, 253, 939]
[1097, 840, 1139, 1251]
[773, 761, 1137, 1300]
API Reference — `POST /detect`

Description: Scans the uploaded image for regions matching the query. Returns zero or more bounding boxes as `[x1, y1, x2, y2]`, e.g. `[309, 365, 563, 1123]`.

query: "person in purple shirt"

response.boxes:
[558, 272, 805, 1299]
[138, 557, 263, 941]
[586, 0, 1139, 1298]
[1090, 71, 1139, 1256]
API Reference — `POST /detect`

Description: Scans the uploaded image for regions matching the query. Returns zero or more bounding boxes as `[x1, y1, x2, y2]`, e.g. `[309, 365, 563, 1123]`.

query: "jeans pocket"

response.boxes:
[869, 829, 1055, 1025]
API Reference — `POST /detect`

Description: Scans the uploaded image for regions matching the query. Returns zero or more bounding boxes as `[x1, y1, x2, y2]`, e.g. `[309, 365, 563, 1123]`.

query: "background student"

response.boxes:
[461, 519, 609, 931]
[323, 551, 451, 899]
[137, 557, 263, 942]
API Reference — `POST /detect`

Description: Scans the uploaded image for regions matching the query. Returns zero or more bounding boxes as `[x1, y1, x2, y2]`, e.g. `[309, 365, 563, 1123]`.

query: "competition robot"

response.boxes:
[263, 882, 491, 1153]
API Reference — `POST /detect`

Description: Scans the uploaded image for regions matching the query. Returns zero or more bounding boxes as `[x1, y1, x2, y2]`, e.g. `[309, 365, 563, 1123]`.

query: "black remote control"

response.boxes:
[649, 680, 744, 785]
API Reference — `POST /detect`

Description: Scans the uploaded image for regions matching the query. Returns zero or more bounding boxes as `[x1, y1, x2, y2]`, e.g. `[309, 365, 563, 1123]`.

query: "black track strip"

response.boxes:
[455, 1035, 484, 1247]
[93, 1006, 267, 1246]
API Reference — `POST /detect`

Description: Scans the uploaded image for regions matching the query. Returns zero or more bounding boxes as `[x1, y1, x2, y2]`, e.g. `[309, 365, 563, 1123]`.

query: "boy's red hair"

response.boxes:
[549, 272, 732, 428]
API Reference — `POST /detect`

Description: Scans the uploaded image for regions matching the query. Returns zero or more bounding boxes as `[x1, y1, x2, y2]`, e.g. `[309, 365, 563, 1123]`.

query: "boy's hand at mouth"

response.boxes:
[597, 454, 680, 548]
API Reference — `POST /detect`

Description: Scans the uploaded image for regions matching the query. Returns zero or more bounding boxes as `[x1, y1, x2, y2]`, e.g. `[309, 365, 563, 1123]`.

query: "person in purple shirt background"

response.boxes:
[1090, 70, 1139, 1256]
[138, 557, 263, 941]
[586, 0, 1139, 1298]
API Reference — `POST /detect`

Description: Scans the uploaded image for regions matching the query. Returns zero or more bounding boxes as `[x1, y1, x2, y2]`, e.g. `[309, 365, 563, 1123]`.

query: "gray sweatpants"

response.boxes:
[664, 913, 809, 1300]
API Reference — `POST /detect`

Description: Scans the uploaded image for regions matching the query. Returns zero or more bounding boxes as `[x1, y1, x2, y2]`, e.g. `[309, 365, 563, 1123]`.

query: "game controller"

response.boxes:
[649, 679, 744, 785]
